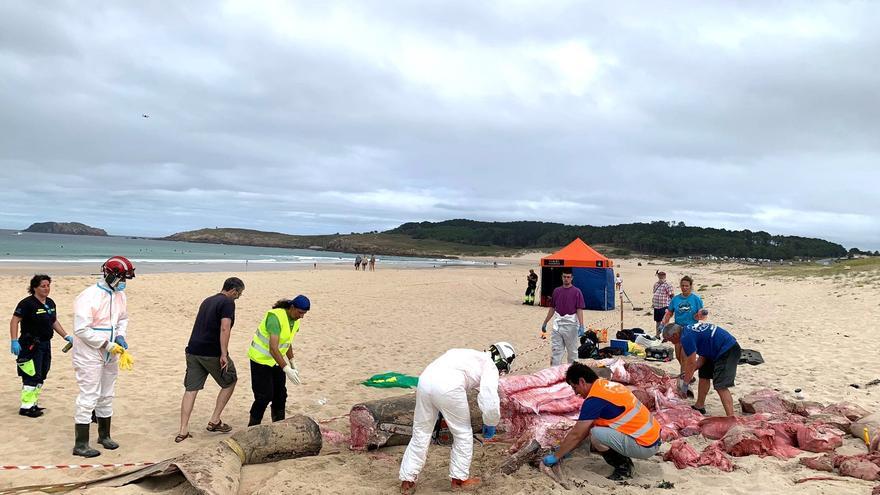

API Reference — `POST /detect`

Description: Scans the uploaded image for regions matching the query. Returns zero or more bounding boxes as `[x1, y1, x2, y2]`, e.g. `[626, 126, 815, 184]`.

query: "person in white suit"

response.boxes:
[399, 342, 515, 494]
[71, 256, 135, 458]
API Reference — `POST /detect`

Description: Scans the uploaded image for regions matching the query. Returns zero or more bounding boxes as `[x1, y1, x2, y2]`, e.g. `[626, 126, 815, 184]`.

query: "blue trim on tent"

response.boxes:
[571, 267, 615, 311]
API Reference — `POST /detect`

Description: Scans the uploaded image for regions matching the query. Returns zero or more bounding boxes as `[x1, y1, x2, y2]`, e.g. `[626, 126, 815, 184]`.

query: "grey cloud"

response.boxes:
[0, 1, 877, 248]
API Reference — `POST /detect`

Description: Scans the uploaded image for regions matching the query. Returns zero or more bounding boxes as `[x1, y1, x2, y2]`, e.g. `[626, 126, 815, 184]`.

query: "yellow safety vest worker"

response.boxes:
[248, 308, 300, 366]
[587, 378, 661, 447]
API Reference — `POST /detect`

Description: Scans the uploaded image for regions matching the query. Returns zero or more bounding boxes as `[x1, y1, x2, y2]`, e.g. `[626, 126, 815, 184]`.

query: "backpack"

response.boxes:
[583, 330, 599, 346]
[578, 339, 598, 359]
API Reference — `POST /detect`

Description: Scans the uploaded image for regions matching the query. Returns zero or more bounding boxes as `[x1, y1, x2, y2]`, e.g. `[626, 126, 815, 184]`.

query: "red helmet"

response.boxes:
[102, 256, 136, 284]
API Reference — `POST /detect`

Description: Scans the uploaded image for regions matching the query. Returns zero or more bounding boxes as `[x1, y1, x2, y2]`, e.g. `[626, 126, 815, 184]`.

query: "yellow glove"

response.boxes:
[107, 342, 125, 355]
[118, 350, 134, 371]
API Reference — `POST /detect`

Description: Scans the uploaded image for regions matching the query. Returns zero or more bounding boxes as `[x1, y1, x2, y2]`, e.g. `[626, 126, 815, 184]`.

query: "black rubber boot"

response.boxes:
[248, 414, 263, 427]
[97, 416, 119, 450]
[73, 424, 101, 458]
[601, 449, 633, 480]
[271, 408, 285, 422]
[19, 406, 43, 418]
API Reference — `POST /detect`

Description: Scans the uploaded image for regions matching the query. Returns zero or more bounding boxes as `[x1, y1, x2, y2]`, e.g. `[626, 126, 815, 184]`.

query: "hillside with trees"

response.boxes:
[389, 220, 847, 259]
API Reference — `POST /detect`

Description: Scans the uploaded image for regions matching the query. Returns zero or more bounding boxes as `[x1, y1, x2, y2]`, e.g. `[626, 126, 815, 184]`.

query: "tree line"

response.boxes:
[389, 220, 847, 259]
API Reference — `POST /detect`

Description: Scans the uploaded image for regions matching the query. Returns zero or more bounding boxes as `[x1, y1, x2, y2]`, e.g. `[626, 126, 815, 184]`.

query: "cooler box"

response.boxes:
[609, 339, 629, 355]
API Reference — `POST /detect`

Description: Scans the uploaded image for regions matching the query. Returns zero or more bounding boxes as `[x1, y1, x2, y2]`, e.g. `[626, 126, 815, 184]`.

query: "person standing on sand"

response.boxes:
[660, 275, 704, 368]
[71, 256, 136, 458]
[615, 272, 623, 292]
[354, 255, 362, 270]
[175, 277, 244, 443]
[247, 295, 309, 426]
[540, 269, 586, 365]
[523, 269, 539, 305]
[9, 274, 73, 418]
[662, 313, 741, 417]
[369, 254, 376, 271]
[651, 271, 674, 337]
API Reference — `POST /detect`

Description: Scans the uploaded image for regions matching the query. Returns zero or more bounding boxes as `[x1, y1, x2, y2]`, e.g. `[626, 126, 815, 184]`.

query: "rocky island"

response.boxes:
[24, 222, 108, 236]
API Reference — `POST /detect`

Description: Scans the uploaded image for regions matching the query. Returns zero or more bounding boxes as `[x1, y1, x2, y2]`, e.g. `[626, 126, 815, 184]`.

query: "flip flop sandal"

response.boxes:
[174, 432, 192, 443]
[206, 420, 232, 433]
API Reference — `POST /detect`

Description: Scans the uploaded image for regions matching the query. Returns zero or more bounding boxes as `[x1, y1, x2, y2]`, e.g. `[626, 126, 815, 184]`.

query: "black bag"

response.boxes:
[582, 330, 599, 346]
[597, 347, 624, 359]
[616, 328, 646, 342]
[578, 339, 598, 359]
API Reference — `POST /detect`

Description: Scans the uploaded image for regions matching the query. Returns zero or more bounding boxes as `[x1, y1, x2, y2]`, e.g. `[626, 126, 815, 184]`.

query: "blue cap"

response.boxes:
[291, 295, 310, 311]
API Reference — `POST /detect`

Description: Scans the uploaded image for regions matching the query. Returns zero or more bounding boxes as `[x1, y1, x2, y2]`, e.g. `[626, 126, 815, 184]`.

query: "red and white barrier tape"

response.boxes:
[0, 462, 154, 471]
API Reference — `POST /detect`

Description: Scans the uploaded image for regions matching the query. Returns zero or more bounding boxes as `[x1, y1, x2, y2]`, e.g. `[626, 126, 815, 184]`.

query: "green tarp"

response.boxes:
[362, 372, 419, 389]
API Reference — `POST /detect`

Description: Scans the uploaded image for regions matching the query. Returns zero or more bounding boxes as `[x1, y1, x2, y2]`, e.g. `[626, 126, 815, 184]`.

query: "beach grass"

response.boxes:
[725, 257, 880, 280]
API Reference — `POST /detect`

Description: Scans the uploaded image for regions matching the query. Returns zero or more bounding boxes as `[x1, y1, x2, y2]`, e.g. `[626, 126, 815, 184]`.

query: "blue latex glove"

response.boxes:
[578, 325, 586, 337]
[542, 454, 559, 466]
[541, 323, 547, 332]
[482, 425, 496, 439]
[115, 336, 128, 350]
[11, 339, 21, 356]
[64, 335, 74, 344]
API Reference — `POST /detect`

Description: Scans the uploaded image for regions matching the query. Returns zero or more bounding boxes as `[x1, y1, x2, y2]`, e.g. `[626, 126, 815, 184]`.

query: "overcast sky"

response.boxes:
[1, 1, 877, 248]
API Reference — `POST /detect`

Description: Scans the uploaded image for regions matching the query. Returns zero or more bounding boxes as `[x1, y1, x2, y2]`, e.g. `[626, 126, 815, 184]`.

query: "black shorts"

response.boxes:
[698, 344, 741, 389]
[184, 354, 237, 391]
[653, 308, 667, 322]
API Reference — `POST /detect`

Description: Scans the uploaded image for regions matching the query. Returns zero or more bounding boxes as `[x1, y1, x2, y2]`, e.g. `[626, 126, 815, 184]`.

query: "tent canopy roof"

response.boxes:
[540, 238, 614, 268]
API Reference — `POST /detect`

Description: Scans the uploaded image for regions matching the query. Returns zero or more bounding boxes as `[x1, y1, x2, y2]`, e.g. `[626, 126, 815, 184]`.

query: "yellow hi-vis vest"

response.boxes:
[248, 308, 300, 366]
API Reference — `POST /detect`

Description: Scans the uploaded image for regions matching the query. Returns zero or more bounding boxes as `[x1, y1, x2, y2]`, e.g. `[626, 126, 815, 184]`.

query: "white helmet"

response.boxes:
[489, 342, 516, 374]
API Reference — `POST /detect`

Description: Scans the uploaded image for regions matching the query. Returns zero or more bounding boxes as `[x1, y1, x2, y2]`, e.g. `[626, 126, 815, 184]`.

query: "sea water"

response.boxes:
[0, 230, 479, 269]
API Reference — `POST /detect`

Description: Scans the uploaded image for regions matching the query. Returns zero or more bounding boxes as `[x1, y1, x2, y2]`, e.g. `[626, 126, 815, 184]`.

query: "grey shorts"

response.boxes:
[591, 427, 660, 460]
[184, 353, 237, 391]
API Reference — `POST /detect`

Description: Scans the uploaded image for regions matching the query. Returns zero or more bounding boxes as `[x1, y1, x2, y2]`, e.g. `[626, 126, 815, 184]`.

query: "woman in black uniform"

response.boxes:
[9, 274, 73, 417]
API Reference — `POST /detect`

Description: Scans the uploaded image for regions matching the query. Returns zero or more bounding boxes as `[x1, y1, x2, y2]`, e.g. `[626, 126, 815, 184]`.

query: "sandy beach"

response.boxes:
[0, 259, 877, 494]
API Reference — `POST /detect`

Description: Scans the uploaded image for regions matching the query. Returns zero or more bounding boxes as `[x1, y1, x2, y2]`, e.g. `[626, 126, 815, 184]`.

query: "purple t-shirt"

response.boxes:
[551, 286, 585, 316]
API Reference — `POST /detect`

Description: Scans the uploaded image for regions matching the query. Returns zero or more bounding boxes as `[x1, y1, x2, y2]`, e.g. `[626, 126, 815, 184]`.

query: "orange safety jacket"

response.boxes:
[587, 378, 661, 447]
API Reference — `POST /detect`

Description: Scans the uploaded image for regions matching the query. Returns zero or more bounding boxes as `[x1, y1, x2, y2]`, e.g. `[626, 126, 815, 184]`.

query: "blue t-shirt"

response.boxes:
[667, 293, 704, 326]
[578, 397, 625, 422]
[680, 323, 737, 361]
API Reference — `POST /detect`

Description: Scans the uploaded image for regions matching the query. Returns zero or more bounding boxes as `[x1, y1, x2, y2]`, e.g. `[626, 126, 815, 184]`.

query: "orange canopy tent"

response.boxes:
[539, 238, 615, 310]
[540, 238, 614, 269]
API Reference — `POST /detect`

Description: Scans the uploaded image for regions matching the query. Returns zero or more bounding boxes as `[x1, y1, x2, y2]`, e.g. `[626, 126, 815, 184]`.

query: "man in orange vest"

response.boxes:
[542, 362, 661, 480]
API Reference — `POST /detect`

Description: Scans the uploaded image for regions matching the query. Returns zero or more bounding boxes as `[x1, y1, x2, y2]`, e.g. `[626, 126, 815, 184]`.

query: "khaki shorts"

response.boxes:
[184, 353, 237, 391]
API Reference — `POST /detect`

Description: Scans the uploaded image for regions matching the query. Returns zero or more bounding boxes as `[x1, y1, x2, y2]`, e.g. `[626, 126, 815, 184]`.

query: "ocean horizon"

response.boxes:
[0, 230, 485, 268]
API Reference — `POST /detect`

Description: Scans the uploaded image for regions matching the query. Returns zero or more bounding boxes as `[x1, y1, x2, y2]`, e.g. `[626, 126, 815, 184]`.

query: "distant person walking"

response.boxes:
[369, 255, 376, 271]
[651, 271, 674, 337]
[523, 269, 539, 305]
[661, 276, 704, 368]
[540, 270, 586, 365]
[362, 255, 369, 271]
[176, 277, 244, 443]
[354, 255, 362, 270]
[615, 273, 623, 292]
[9, 274, 73, 418]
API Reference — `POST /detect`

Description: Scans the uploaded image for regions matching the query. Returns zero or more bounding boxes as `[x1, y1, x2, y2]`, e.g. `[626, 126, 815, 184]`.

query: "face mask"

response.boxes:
[115, 282, 126, 291]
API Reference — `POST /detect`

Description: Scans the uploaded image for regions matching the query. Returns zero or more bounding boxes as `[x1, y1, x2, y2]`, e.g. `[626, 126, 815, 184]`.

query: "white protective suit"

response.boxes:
[72, 281, 128, 424]
[399, 349, 500, 482]
[551, 312, 579, 366]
